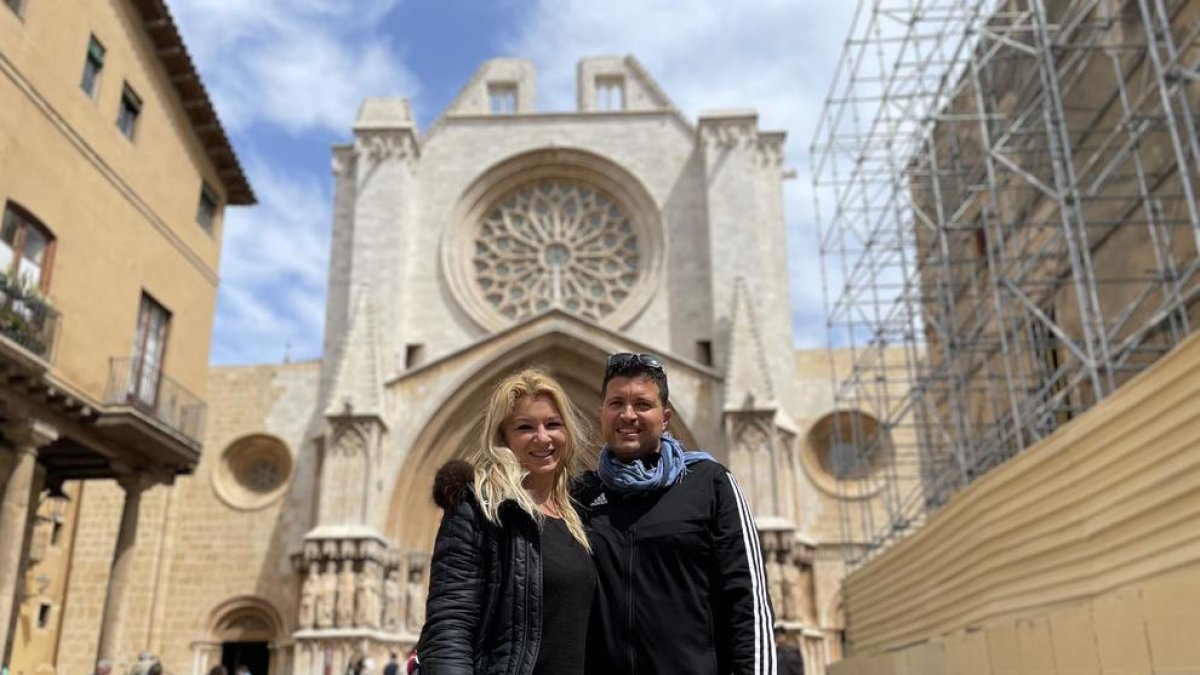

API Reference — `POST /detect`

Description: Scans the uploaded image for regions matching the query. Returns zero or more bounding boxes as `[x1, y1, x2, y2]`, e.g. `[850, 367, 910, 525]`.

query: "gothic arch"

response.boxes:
[729, 416, 774, 516]
[823, 589, 846, 631]
[383, 326, 699, 556]
[320, 423, 371, 523]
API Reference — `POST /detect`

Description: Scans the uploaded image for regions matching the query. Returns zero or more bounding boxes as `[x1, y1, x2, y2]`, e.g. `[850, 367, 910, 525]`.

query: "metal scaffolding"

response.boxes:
[812, 0, 1200, 567]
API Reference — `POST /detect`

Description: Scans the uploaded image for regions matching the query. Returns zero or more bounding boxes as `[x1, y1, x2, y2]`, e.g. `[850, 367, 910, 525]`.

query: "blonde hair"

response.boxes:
[471, 369, 592, 551]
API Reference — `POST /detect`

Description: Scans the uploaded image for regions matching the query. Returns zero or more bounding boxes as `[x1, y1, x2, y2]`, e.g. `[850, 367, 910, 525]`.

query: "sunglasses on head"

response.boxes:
[606, 352, 665, 371]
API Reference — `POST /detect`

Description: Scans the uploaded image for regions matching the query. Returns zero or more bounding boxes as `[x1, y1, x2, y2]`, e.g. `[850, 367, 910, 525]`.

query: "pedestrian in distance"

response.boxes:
[416, 369, 597, 674]
[383, 652, 399, 675]
[127, 652, 154, 675]
[577, 352, 778, 674]
[775, 627, 805, 675]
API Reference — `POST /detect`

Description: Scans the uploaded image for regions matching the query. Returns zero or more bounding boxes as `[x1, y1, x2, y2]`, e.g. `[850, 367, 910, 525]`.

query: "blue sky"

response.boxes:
[169, 0, 858, 365]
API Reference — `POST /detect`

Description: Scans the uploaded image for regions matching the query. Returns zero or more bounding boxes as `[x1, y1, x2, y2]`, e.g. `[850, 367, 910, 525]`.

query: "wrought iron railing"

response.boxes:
[105, 357, 206, 442]
[0, 284, 59, 360]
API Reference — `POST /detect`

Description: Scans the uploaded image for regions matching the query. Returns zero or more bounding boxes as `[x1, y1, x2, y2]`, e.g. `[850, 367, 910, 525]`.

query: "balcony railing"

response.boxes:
[0, 284, 60, 360]
[105, 357, 206, 442]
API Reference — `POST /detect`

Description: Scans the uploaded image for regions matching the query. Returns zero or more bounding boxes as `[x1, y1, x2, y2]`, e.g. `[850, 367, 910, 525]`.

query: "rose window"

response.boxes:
[472, 180, 640, 322]
[244, 457, 283, 493]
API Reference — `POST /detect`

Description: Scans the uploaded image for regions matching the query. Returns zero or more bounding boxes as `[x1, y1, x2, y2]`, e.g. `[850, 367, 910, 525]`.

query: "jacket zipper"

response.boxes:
[511, 517, 539, 675]
[626, 530, 637, 675]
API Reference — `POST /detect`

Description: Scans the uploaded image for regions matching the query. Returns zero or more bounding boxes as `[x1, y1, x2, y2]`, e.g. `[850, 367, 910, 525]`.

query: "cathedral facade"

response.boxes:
[51, 57, 886, 675]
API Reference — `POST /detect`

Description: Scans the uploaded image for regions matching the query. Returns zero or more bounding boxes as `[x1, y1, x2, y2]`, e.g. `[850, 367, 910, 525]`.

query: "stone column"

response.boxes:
[96, 472, 153, 662]
[0, 419, 57, 656]
[190, 641, 221, 675]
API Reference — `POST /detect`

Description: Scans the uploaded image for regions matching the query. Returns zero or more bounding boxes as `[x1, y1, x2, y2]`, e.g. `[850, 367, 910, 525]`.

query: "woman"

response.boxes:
[416, 369, 595, 675]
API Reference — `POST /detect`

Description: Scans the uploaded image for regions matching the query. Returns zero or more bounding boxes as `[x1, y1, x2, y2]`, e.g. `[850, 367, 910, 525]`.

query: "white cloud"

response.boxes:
[169, 0, 418, 134]
[209, 157, 331, 365]
[503, 0, 857, 348]
[169, 0, 421, 364]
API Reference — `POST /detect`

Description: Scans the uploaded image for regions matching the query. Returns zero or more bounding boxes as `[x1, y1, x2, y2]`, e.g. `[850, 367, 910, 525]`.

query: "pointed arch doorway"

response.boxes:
[383, 330, 700, 559]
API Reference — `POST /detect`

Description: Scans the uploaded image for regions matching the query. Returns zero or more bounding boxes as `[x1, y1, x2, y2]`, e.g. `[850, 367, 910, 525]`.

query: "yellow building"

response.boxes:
[0, 0, 252, 669]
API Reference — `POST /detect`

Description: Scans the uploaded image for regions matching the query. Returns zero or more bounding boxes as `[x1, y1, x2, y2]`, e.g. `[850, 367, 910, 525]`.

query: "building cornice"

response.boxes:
[129, 0, 255, 204]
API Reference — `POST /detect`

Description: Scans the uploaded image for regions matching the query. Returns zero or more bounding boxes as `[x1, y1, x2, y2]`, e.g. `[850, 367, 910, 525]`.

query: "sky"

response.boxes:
[168, 0, 860, 366]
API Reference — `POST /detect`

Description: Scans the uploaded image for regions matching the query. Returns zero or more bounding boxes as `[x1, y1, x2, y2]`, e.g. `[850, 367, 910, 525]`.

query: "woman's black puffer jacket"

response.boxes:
[416, 460, 543, 675]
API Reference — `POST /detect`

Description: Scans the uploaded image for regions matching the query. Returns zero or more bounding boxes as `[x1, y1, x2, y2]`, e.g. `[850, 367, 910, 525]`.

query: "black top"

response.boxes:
[531, 517, 595, 675]
[576, 461, 778, 675]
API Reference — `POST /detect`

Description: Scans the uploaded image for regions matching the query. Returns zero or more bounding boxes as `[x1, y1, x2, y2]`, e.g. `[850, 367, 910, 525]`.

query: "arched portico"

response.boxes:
[192, 596, 286, 675]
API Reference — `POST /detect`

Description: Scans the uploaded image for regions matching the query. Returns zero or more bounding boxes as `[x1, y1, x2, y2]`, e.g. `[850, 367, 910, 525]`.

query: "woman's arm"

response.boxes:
[416, 499, 487, 674]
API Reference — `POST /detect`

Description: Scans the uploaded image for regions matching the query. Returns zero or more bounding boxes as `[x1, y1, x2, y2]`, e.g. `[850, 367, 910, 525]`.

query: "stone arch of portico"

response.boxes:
[193, 596, 287, 675]
[204, 595, 286, 643]
[383, 329, 699, 557]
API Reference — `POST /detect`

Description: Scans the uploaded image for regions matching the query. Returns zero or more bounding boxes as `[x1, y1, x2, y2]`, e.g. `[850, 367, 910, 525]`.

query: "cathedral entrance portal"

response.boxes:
[221, 642, 270, 675]
[200, 597, 284, 675]
[382, 330, 702, 561]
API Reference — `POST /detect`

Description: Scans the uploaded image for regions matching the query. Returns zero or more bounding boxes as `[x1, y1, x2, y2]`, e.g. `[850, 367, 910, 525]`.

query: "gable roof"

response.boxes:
[129, 0, 255, 205]
[325, 288, 386, 421]
[724, 277, 776, 410]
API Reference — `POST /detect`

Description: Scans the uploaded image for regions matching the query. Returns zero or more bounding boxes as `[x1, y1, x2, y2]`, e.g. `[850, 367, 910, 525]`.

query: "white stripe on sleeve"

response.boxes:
[726, 472, 777, 675]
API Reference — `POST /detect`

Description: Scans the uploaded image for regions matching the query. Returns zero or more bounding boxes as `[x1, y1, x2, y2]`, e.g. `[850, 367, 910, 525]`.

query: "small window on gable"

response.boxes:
[80, 36, 105, 97]
[405, 343, 425, 369]
[4, 0, 23, 16]
[117, 83, 142, 140]
[197, 182, 219, 232]
[488, 83, 517, 114]
[596, 76, 625, 111]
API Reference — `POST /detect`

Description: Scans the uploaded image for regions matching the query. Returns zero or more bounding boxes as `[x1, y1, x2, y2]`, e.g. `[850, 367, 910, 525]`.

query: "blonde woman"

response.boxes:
[416, 369, 595, 675]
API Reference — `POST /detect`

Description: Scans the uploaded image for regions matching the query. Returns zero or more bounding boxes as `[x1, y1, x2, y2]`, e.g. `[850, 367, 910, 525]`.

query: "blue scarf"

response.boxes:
[598, 432, 714, 493]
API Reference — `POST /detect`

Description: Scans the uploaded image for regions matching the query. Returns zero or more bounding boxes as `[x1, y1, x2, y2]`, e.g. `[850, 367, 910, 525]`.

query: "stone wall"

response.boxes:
[55, 362, 320, 675]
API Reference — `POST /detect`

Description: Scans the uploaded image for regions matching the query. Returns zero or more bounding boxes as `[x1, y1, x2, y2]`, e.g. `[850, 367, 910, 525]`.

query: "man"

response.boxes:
[382, 652, 399, 675]
[775, 627, 805, 675]
[579, 352, 776, 674]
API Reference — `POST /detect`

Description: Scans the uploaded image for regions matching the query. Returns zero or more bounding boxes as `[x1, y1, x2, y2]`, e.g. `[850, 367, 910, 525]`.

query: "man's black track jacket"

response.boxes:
[576, 460, 777, 675]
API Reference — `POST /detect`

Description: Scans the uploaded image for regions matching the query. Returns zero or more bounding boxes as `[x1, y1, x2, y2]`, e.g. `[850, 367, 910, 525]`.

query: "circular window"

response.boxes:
[444, 149, 664, 331]
[212, 434, 293, 510]
[473, 180, 639, 322]
[802, 411, 890, 498]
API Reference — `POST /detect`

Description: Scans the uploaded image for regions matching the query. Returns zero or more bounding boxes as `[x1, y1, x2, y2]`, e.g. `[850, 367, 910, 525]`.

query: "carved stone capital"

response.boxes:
[699, 118, 758, 151]
[757, 133, 786, 168]
[354, 129, 419, 164]
[2, 418, 58, 453]
[114, 470, 158, 495]
[331, 146, 358, 177]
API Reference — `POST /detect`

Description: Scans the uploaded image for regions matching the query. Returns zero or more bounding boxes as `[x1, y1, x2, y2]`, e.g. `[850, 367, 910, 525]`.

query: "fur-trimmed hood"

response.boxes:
[432, 459, 475, 510]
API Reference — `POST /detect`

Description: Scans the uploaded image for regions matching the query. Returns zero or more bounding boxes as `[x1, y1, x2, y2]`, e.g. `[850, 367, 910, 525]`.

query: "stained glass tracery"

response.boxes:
[472, 180, 640, 322]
